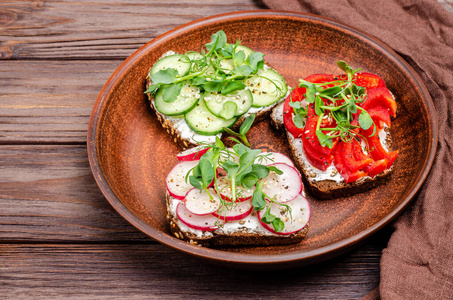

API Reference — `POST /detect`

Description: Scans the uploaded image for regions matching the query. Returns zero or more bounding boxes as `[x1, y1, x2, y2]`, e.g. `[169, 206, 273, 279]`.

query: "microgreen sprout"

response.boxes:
[145, 30, 281, 110]
[145, 31, 285, 124]
[292, 61, 377, 149]
[184, 114, 289, 232]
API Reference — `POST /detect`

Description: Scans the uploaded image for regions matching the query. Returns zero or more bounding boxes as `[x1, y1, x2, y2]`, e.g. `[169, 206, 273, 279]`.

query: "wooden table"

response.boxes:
[1, 1, 451, 298]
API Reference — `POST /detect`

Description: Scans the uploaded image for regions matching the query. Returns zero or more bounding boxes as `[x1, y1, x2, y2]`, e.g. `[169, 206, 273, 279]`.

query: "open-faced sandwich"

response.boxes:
[145, 30, 288, 149]
[165, 117, 310, 247]
[271, 61, 398, 199]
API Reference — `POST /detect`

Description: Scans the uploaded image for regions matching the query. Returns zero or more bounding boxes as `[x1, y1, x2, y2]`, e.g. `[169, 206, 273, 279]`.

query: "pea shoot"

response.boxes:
[185, 115, 292, 232]
[145, 30, 284, 118]
[293, 61, 376, 148]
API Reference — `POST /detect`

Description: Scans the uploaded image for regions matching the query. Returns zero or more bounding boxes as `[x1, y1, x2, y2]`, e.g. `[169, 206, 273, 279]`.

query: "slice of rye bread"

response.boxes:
[146, 60, 288, 149]
[166, 192, 309, 247]
[271, 102, 394, 200]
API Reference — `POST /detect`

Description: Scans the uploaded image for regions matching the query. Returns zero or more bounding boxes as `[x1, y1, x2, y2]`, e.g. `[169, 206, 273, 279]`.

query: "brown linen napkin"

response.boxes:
[262, 0, 453, 299]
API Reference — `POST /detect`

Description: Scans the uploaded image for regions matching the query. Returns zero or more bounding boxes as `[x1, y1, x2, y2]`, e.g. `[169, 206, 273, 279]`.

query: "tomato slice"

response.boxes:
[386, 150, 399, 167]
[333, 143, 367, 183]
[364, 159, 388, 177]
[355, 72, 386, 89]
[367, 106, 391, 129]
[340, 140, 373, 172]
[283, 87, 306, 137]
[352, 138, 371, 161]
[304, 105, 338, 156]
[301, 130, 334, 171]
[363, 128, 399, 165]
[304, 74, 335, 84]
[361, 87, 397, 117]
[283, 74, 338, 137]
[338, 72, 385, 89]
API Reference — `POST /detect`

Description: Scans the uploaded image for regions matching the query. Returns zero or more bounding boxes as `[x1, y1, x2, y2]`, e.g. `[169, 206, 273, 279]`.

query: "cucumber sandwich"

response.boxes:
[145, 30, 288, 149]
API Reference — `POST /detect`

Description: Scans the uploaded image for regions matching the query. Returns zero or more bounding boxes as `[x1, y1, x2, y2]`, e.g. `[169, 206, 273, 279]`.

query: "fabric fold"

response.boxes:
[262, 0, 453, 298]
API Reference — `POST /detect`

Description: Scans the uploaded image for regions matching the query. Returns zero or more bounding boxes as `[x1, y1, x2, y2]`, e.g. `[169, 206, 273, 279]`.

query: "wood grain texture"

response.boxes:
[0, 145, 150, 242]
[1, 0, 449, 297]
[0, 242, 387, 299]
[0, 143, 391, 298]
[0, 60, 120, 143]
[0, 0, 265, 60]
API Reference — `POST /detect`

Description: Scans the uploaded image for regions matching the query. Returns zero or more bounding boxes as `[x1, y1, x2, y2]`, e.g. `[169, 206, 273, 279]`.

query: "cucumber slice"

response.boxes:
[244, 68, 288, 107]
[185, 100, 237, 135]
[154, 82, 200, 116]
[235, 45, 254, 57]
[219, 45, 254, 74]
[203, 89, 253, 119]
[185, 51, 203, 68]
[150, 54, 191, 76]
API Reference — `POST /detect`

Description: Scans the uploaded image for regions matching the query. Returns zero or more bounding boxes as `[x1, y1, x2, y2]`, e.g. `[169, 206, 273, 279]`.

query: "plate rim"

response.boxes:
[87, 10, 438, 268]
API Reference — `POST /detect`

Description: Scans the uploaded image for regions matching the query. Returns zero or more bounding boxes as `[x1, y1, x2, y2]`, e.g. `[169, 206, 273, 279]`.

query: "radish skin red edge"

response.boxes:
[168, 152, 310, 237]
[211, 199, 253, 221]
[215, 176, 254, 202]
[176, 147, 210, 161]
[264, 152, 295, 167]
[176, 202, 220, 231]
[257, 194, 311, 235]
[166, 159, 214, 200]
[184, 188, 221, 215]
[260, 163, 303, 203]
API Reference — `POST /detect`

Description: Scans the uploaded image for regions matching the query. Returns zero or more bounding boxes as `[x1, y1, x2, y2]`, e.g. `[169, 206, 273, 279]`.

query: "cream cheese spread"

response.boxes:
[287, 125, 390, 184]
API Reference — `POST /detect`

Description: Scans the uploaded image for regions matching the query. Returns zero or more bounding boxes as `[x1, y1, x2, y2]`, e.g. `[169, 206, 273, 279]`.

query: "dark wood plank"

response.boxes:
[0, 142, 391, 299]
[1, 0, 449, 60]
[0, 60, 120, 143]
[0, 144, 150, 242]
[0, 0, 264, 60]
[0, 242, 384, 299]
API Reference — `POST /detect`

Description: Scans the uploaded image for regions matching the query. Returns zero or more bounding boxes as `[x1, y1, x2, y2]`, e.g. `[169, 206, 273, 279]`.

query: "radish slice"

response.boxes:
[212, 199, 253, 221]
[176, 147, 209, 161]
[185, 188, 221, 215]
[260, 163, 303, 203]
[215, 176, 254, 202]
[176, 202, 220, 231]
[263, 152, 295, 167]
[257, 194, 310, 235]
[166, 160, 199, 200]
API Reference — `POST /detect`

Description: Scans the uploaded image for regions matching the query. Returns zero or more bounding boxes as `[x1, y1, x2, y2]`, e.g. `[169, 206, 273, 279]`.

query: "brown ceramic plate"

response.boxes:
[87, 11, 437, 269]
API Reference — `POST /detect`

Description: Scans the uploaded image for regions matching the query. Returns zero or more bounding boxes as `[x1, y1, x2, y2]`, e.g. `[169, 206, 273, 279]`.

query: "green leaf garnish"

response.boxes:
[223, 114, 255, 147]
[241, 173, 258, 189]
[184, 118, 290, 232]
[316, 130, 333, 148]
[358, 109, 374, 130]
[233, 50, 246, 66]
[250, 164, 269, 179]
[203, 79, 224, 93]
[233, 65, 253, 77]
[261, 208, 275, 223]
[239, 114, 255, 135]
[221, 81, 245, 95]
[272, 218, 284, 232]
[248, 52, 264, 72]
[293, 113, 306, 129]
[205, 30, 227, 52]
[162, 82, 182, 103]
[252, 188, 266, 211]
[266, 165, 283, 175]
[292, 61, 377, 151]
[151, 68, 179, 84]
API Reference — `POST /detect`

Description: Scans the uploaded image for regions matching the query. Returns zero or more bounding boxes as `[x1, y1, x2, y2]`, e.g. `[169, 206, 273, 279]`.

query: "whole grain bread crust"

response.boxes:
[166, 192, 309, 247]
[271, 102, 395, 200]
[146, 60, 287, 149]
